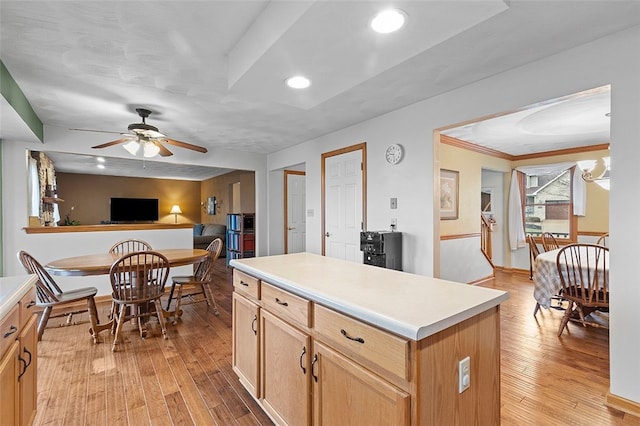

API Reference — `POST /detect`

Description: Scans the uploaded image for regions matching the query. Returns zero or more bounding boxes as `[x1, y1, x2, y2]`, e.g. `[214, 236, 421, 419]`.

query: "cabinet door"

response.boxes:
[19, 316, 37, 426]
[313, 342, 410, 426]
[232, 293, 260, 397]
[261, 310, 310, 426]
[0, 342, 20, 426]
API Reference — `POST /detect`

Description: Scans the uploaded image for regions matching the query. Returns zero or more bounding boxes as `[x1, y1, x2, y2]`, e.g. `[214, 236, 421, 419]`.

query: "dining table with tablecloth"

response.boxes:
[533, 245, 609, 309]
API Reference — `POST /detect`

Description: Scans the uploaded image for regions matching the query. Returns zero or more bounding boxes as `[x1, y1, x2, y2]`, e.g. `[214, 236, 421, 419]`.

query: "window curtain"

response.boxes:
[507, 162, 585, 250]
[27, 157, 39, 217]
[508, 171, 526, 250]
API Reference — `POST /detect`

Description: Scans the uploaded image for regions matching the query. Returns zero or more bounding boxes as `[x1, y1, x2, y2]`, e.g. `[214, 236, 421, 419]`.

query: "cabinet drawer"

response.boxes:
[19, 288, 37, 329]
[314, 304, 409, 381]
[0, 305, 20, 357]
[261, 282, 310, 328]
[233, 270, 260, 300]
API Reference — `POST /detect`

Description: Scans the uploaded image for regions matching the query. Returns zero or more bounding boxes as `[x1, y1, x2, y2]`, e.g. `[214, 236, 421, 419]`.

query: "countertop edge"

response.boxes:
[231, 259, 508, 341]
[0, 275, 38, 319]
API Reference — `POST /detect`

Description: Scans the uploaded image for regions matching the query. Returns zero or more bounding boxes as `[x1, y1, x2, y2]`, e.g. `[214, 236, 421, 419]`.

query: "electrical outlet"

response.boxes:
[459, 356, 470, 393]
[391, 218, 397, 226]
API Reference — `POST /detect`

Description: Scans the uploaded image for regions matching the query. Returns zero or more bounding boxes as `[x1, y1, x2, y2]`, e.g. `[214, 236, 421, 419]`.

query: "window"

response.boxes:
[523, 169, 574, 240]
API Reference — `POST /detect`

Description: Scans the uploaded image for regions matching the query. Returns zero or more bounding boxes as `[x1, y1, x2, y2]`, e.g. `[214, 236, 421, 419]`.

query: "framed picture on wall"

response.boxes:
[207, 196, 217, 215]
[440, 169, 459, 220]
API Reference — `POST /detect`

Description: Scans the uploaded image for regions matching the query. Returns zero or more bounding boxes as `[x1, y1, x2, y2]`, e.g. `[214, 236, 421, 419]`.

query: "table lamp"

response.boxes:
[170, 204, 182, 223]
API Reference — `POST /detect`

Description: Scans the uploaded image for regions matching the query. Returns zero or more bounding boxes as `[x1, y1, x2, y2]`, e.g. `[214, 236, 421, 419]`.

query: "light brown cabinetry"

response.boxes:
[231, 267, 501, 425]
[260, 310, 310, 426]
[0, 279, 38, 426]
[312, 341, 410, 425]
[232, 293, 260, 397]
[19, 316, 37, 426]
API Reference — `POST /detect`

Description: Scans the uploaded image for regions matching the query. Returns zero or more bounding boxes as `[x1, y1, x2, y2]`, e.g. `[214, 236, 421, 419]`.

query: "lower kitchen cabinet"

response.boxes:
[312, 341, 410, 425]
[232, 292, 260, 398]
[0, 341, 20, 426]
[19, 316, 38, 426]
[260, 309, 310, 426]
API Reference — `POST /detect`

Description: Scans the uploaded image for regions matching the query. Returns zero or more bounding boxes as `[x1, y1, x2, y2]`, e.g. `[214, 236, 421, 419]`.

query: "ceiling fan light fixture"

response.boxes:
[123, 140, 140, 156]
[371, 9, 407, 34]
[143, 142, 161, 158]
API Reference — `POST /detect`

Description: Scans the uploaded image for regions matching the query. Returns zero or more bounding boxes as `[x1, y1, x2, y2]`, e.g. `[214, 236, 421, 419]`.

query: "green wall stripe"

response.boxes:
[1, 59, 44, 142]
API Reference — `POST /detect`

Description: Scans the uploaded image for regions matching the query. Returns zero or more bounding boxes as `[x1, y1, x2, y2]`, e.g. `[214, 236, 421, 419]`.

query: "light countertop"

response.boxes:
[0, 275, 38, 319]
[230, 253, 508, 341]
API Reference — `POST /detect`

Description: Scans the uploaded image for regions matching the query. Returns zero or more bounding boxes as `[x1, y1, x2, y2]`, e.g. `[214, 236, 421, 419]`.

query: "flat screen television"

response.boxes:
[110, 198, 159, 222]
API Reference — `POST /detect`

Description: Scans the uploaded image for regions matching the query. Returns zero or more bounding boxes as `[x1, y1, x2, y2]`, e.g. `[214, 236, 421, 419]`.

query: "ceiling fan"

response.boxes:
[71, 108, 208, 157]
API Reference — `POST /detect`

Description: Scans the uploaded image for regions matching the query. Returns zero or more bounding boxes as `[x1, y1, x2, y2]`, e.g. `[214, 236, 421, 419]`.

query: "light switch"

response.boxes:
[390, 198, 397, 209]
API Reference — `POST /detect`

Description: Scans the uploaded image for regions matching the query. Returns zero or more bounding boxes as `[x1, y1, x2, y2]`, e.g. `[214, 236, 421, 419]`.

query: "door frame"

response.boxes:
[284, 169, 306, 254]
[320, 142, 367, 256]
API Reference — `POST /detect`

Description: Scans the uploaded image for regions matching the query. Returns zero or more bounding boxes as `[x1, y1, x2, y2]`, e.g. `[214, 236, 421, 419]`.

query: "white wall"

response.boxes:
[440, 236, 493, 283]
[267, 25, 640, 405]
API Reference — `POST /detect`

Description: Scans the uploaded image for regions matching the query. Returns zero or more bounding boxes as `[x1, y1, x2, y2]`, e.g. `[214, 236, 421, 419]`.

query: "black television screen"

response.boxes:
[110, 198, 159, 222]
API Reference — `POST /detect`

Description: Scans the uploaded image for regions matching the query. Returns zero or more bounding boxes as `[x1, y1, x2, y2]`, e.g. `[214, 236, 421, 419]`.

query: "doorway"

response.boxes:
[321, 143, 367, 261]
[284, 170, 306, 254]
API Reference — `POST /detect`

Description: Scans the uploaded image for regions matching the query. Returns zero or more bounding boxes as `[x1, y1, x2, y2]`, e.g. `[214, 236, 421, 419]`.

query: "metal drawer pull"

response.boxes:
[251, 315, 257, 335]
[240, 281, 249, 286]
[341, 329, 365, 344]
[299, 347, 307, 374]
[311, 354, 318, 382]
[275, 298, 289, 307]
[18, 355, 27, 380]
[27, 300, 36, 308]
[4, 325, 18, 338]
[23, 347, 32, 369]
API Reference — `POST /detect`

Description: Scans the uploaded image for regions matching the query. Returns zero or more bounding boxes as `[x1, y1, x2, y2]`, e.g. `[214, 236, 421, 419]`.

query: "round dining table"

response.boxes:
[533, 245, 609, 309]
[45, 248, 209, 276]
[45, 248, 209, 338]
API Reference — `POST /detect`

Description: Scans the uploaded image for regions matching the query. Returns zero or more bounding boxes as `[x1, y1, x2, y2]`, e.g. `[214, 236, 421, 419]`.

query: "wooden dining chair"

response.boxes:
[17, 251, 101, 342]
[596, 232, 609, 247]
[109, 239, 153, 254]
[109, 251, 170, 351]
[541, 232, 560, 251]
[556, 243, 609, 336]
[166, 238, 223, 321]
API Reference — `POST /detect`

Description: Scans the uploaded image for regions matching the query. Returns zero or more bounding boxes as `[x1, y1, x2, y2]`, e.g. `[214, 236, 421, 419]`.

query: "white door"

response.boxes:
[286, 172, 306, 253]
[323, 149, 363, 262]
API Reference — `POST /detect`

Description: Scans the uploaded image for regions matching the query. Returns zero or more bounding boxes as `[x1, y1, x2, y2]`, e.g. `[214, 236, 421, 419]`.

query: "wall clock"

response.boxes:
[385, 143, 403, 164]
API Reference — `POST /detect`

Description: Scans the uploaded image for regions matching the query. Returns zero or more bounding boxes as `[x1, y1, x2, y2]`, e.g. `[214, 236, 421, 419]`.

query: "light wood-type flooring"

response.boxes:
[33, 261, 639, 425]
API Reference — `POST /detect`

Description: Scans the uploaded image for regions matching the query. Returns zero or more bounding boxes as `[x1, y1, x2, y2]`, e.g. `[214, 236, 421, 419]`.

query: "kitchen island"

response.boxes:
[230, 252, 508, 425]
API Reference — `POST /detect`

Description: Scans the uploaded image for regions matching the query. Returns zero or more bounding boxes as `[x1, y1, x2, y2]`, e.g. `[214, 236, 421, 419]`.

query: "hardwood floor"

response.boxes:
[33, 263, 639, 425]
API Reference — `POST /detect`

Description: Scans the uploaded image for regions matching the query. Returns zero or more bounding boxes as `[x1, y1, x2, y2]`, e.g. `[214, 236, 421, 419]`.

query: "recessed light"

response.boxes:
[97, 164, 105, 169]
[96, 157, 105, 163]
[286, 75, 311, 89]
[371, 9, 406, 34]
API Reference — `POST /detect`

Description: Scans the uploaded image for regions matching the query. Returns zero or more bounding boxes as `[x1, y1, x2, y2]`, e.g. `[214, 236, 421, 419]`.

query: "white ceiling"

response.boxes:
[1, 1, 637, 178]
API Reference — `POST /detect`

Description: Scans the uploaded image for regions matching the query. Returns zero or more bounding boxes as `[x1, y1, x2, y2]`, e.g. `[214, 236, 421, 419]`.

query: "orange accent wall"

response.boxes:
[55, 173, 201, 225]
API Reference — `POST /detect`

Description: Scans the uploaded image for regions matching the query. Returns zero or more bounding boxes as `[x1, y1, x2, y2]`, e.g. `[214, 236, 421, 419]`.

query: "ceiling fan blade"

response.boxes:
[70, 128, 126, 135]
[155, 141, 173, 157]
[163, 138, 208, 153]
[91, 137, 133, 149]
